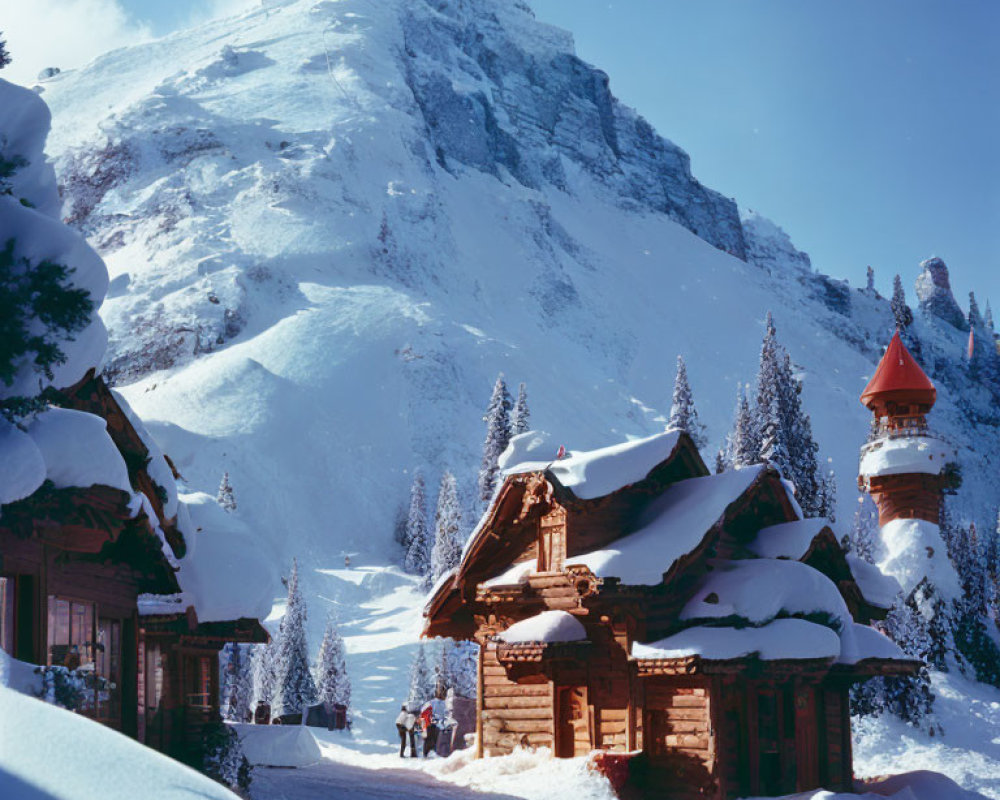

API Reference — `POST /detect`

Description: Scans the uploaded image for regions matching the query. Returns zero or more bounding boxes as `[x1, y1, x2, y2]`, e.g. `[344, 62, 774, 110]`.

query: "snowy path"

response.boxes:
[249, 760, 523, 800]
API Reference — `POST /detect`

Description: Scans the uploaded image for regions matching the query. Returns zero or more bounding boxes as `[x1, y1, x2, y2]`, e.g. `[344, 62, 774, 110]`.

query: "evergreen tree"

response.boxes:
[478, 373, 513, 505]
[403, 472, 430, 576]
[225, 644, 254, 723]
[392, 501, 408, 549]
[251, 640, 278, 716]
[847, 494, 879, 564]
[986, 511, 1000, 617]
[667, 355, 707, 449]
[880, 595, 937, 727]
[511, 382, 530, 436]
[714, 449, 728, 475]
[406, 643, 435, 709]
[985, 301, 995, 335]
[955, 523, 988, 618]
[0, 34, 9, 70]
[727, 384, 759, 468]
[891, 274, 914, 330]
[758, 391, 791, 479]
[315, 617, 351, 712]
[818, 468, 837, 523]
[866, 265, 876, 293]
[273, 560, 316, 717]
[911, 578, 950, 671]
[217, 471, 236, 512]
[428, 471, 463, 589]
[444, 639, 479, 700]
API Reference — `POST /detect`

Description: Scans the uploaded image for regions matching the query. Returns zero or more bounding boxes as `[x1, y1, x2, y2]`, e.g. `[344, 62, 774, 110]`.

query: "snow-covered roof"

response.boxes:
[141, 492, 279, 623]
[847, 554, 901, 610]
[113, 389, 179, 519]
[748, 518, 830, 559]
[633, 618, 841, 662]
[482, 560, 534, 588]
[878, 518, 962, 600]
[564, 466, 764, 585]
[497, 610, 587, 644]
[838, 622, 907, 664]
[860, 435, 952, 480]
[499, 429, 683, 501]
[679, 559, 852, 631]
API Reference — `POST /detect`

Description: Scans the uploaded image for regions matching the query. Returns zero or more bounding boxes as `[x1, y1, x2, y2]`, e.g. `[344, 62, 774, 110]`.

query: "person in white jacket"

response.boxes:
[395, 704, 417, 758]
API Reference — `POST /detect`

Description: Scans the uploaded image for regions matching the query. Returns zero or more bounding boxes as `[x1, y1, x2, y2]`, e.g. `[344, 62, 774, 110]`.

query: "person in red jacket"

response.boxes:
[419, 690, 447, 757]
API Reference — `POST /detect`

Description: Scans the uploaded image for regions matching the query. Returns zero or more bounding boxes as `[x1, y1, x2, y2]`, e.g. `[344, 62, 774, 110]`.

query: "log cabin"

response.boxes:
[424, 430, 917, 799]
[0, 369, 270, 764]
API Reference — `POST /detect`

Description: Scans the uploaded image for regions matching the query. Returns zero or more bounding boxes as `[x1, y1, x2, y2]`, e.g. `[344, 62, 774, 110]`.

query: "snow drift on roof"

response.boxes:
[0, 421, 46, 506]
[565, 466, 764, 585]
[848, 554, 901, 610]
[633, 618, 841, 662]
[860, 435, 953, 479]
[680, 558, 852, 631]
[497, 610, 586, 644]
[482, 560, 535, 588]
[839, 622, 907, 664]
[149, 492, 280, 623]
[879, 518, 961, 600]
[499, 429, 682, 500]
[749, 518, 830, 559]
[113, 389, 179, 520]
[24, 407, 132, 494]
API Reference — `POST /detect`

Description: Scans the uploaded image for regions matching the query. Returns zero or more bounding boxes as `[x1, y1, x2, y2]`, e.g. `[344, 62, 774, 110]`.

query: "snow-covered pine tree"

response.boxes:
[818, 468, 837, 523]
[985, 300, 995, 335]
[911, 578, 950, 672]
[478, 373, 513, 505]
[217, 471, 236, 512]
[251, 640, 277, 716]
[511, 382, 530, 436]
[222, 643, 242, 721]
[866, 265, 876, 293]
[315, 616, 351, 712]
[445, 639, 479, 700]
[879, 595, 936, 728]
[758, 391, 792, 479]
[956, 523, 988, 618]
[986, 511, 1000, 617]
[428, 471, 463, 590]
[891, 274, 914, 330]
[228, 643, 254, 723]
[403, 472, 430, 576]
[667, 355, 707, 449]
[272, 559, 316, 718]
[0, 33, 9, 70]
[714, 449, 727, 475]
[847, 494, 879, 564]
[392, 501, 408, 548]
[727, 384, 759, 468]
[406, 643, 435, 709]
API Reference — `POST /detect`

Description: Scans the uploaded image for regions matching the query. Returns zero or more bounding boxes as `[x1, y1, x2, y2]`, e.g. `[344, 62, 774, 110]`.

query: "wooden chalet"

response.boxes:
[424, 430, 916, 799]
[0, 370, 268, 764]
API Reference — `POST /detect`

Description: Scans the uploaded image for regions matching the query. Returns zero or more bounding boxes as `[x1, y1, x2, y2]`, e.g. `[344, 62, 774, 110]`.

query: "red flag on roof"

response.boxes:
[968, 327, 975, 361]
[555, 445, 566, 460]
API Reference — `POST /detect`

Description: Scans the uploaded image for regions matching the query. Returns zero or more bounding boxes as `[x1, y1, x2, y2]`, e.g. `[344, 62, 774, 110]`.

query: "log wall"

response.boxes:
[480, 642, 554, 756]
[643, 680, 716, 798]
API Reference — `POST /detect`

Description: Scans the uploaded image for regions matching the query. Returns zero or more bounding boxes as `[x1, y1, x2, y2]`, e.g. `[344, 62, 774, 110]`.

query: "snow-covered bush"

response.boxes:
[200, 718, 253, 796]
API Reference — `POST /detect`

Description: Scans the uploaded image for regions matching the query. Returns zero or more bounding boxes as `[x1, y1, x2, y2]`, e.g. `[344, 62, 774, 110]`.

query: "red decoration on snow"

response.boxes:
[555, 445, 566, 460]
[860, 331, 936, 412]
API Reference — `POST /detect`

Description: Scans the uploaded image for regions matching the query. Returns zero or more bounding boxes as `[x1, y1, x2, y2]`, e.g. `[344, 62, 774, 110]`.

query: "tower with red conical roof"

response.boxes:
[858, 331, 953, 526]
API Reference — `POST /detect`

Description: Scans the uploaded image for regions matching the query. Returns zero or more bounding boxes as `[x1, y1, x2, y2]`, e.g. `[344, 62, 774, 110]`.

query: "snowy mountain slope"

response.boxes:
[28, 0, 1000, 785]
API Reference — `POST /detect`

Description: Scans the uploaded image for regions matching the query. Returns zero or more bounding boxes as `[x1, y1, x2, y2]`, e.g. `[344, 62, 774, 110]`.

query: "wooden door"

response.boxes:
[556, 686, 590, 758]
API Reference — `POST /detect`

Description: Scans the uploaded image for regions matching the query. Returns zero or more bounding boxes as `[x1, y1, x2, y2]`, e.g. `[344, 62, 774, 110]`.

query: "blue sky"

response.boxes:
[6, 0, 998, 311]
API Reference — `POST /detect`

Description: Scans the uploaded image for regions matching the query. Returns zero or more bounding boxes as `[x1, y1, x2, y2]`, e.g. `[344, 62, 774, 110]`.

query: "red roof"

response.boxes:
[860, 331, 936, 409]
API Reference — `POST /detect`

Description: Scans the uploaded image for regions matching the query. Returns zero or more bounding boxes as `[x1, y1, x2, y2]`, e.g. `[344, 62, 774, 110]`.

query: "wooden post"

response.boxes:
[476, 641, 485, 759]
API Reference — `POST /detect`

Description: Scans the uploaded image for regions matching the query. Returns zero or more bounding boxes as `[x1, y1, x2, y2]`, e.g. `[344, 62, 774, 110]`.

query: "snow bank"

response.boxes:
[498, 610, 586, 644]
[749, 518, 830, 559]
[500, 430, 682, 500]
[848, 555, 900, 610]
[633, 618, 841, 662]
[566, 467, 763, 585]
[860, 435, 952, 479]
[234, 722, 321, 767]
[0, 649, 44, 695]
[0, 686, 238, 800]
[878, 518, 961, 599]
[680, 559, 852, 630]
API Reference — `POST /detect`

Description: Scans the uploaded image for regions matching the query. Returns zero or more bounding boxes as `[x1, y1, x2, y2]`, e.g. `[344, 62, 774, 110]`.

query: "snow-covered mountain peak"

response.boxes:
[32, 0, 1000, 579]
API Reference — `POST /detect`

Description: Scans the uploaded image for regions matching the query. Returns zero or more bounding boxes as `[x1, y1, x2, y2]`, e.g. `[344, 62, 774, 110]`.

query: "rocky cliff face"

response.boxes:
[916, 257, 969, 331]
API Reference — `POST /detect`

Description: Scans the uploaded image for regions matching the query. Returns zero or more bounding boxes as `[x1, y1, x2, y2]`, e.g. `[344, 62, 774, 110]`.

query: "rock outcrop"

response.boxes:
[915, 257, 968, 331]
